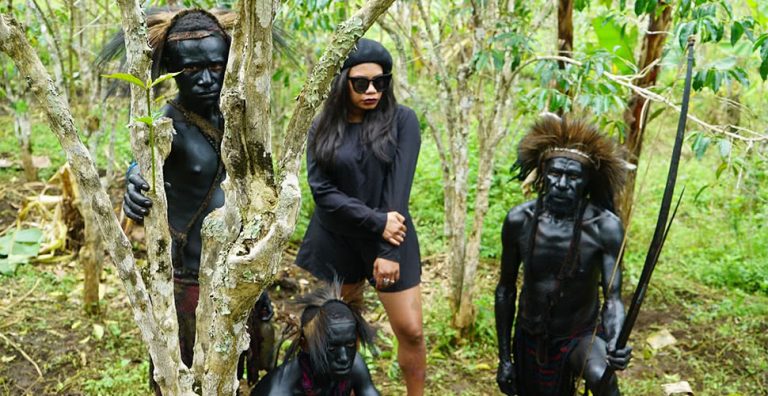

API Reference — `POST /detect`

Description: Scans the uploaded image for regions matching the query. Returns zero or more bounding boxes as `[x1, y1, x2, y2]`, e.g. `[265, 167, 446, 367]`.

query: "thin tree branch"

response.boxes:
[516, 55, 768, 142]
[0, 332, 42, 378]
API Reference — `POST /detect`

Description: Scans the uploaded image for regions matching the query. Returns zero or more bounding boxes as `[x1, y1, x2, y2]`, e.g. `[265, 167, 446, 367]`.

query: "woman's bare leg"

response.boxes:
[378, 285, 426, 396]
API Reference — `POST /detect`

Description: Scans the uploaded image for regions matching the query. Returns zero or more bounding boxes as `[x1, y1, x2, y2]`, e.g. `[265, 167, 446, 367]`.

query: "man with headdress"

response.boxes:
[109, 8, 273, 391]
[251, 284, 380, 396]
[495, 114, 633, 395]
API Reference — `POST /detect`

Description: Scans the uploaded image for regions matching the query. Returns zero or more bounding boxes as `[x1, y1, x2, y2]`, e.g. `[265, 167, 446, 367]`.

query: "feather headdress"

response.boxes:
[286, 282, 375, 376]
[515, 113, 630, 211]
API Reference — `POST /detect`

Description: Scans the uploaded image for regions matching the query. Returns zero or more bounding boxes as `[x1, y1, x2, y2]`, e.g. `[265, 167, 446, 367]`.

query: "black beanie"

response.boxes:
[341, 38, 393, 74]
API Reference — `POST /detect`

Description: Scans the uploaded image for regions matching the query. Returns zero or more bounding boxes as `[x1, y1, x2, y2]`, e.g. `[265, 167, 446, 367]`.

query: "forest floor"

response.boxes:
[0, 207, 766, 395]
[0, 118, 766, 395]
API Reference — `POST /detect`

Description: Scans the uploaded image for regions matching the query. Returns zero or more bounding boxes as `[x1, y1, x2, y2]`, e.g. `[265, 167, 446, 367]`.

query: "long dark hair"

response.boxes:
[311, 68, 397, 169]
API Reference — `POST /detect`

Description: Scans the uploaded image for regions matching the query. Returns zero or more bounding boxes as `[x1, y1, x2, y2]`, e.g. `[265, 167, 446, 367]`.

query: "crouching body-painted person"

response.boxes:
[106, 8, 273, 391]
[495, 115, 633, 396]
[252, 284, 380, 396]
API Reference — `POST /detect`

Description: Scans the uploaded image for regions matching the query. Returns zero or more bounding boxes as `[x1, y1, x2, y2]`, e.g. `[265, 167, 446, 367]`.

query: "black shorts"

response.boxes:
[295, 216, 421, 292]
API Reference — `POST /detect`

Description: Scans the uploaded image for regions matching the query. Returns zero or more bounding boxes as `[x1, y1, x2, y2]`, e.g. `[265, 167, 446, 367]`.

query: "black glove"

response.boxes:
[123, 166, 152, 223]
[606, 343, 633, 371]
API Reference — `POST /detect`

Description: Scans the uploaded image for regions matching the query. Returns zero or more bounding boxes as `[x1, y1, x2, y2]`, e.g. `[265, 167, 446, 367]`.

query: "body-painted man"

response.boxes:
[106, 8, 273, 391]
[495, 114, 633, 395]
[252, 284, 380, 396]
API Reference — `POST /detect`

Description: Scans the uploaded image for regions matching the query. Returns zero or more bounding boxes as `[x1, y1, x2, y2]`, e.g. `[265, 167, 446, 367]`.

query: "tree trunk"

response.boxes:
[454, 52, 516, 331]
[80, 204, 104, 315]
[59, 164, 103, 314]
[557, 0, 573, 64]
[556, 0, 573, 113]
[14, 108, 37, 182]
[618, 1, 672, 223]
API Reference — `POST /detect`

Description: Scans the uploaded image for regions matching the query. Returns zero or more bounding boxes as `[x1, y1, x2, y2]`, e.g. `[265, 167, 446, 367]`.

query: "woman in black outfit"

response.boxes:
[296, 38, 425, 395]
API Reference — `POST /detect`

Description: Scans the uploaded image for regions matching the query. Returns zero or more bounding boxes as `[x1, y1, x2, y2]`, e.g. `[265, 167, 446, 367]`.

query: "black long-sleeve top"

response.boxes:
[305, 104, 421, 263]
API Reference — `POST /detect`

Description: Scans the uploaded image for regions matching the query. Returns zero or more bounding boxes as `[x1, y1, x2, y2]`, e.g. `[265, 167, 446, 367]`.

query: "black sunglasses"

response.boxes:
[348, 74, 392, 94]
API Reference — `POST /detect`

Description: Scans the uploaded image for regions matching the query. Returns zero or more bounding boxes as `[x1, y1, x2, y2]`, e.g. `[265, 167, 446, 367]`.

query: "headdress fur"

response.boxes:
[287, 282, 375, 376]
[97, 7, 291, 79]
[515, 113, 629, 211]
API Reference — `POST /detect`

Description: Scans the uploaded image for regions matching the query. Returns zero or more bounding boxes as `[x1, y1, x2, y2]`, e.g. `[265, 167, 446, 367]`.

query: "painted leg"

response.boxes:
[378, 285, 426, 396]
[569, 336, 621, 396]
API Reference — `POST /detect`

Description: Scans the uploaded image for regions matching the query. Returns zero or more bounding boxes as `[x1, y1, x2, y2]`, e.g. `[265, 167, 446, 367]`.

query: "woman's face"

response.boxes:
[347, 62, 385, 113]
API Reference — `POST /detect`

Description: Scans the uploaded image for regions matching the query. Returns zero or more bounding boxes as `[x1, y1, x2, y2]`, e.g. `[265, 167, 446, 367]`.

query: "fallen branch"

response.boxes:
[0, 332, 43, 378]
[0, 278, 40, 314]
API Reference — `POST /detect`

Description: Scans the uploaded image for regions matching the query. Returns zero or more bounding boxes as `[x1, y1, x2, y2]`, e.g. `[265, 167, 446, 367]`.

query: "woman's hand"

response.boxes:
[382, 211, 407, 246]
[373, 258, 400, 290]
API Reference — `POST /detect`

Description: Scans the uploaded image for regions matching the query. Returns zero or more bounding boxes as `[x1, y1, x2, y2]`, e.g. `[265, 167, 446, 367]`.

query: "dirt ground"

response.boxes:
[1, 178, 766, 395]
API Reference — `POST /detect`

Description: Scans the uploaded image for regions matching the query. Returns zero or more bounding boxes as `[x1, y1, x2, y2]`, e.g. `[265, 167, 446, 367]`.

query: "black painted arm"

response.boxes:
[496, 210, 524, 361]
[599, 215, 625, 348]
[495, 209, 524, 394]
[351, 354, 381, 396]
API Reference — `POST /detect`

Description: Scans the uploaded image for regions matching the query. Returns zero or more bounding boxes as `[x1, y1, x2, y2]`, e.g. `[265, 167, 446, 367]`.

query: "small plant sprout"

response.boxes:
[102, 71, 180, 192]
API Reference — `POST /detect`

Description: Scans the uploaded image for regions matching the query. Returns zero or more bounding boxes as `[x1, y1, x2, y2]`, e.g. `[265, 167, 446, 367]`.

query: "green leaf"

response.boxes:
[150, 71, 181, 88]
[679, 22, 696, 51]
[13, 100, 28, 114]
[715, 160, 728, 179]
[135, 116, 154, 126]
[731, 21, 744, 46]
[0, 258, 18, 276]
[92, 324, 105, 340]
[691, 133, 711, 160]
[101, 73, 146, 89]
[634, 0, 648, 16]
[0, 227, 42, 276]
[647, 107, 666, 123]
[753, 34, 768, 53]
[760, 58, 768, 81]
[14, 228, 42, 243]
[679, 0, 692, 17]
[475, 52, 489, 71]
[645, 0, 657, 14]
[693, 70, 705, 91]
[718, 139, 731, 159]
[728, 67, 749, 87]
[713, 70, 723, 92]
[693, 184, 710, 203]
[575, 0, 590, 12]
[591, 16, 638, 74]
[719, 0, 733, 19]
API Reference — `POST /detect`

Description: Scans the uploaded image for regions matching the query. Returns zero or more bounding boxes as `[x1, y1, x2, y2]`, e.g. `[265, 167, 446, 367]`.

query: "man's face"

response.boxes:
[325, 319, 358, 378]
[543, 157, 589, 215]
[166, 35, 228, 108]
